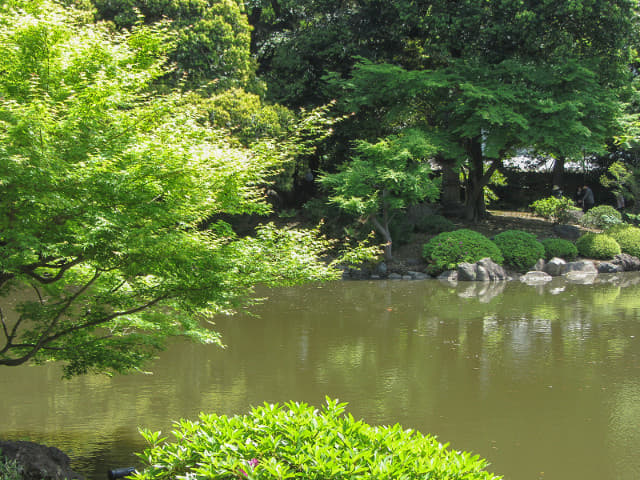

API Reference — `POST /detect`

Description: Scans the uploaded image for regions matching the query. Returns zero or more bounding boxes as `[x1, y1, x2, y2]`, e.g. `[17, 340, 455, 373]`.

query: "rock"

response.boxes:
[388, 273, 403, 280]
[544, 257, 567, 276]
[520, 271, 553, 284]
[402, 275, 413, 280]
[476, 265, 490, 282]
[612, 253, 640, 272]
[457, 262, 477, 281]
[437, 270, 458, 282]
[564, 260, 597, 274]
[477, 258, 507, 281]
[552, 224, 583, 240]
[598, 262, 624, 274]
[565, 271, 597, 284]
[407, 271, 429, 280]
[0, 440, 84, 480]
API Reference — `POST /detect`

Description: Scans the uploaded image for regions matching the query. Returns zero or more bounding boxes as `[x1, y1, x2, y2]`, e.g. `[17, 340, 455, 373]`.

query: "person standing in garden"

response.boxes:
[580, 185, 595, 212]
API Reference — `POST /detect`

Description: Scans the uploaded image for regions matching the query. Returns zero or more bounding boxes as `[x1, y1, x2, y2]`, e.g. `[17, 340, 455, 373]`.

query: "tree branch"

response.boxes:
[20, 256, 83, 285]
[0, 291, 168, 367]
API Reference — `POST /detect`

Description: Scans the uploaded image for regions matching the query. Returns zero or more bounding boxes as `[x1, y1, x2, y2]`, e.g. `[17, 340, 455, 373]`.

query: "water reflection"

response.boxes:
[2, 275, 640, 479]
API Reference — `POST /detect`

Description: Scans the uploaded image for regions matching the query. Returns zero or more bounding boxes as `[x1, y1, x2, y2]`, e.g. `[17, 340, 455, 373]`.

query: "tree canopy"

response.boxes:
[0, 0, 351, 377]
[334, 0, 634, 219]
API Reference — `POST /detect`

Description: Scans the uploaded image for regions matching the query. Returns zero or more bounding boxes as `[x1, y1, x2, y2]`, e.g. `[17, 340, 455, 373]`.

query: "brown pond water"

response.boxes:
[2, 275, 640, 479]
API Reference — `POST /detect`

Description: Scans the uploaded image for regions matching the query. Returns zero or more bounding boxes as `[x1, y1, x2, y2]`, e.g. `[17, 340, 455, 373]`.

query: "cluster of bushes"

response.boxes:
[421, 223, 640, 274]
[423, 229, 551, 274]
[132, 399, 501, 480]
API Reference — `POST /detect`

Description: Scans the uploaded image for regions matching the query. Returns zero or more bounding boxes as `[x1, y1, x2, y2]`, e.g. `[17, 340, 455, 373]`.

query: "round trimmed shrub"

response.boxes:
[605, 224, 640, 258]
[580, 205, 622, 229]
[575, 232, 621, 259]
[133, 399, 500, 480]
[414, 214, 456, 234]
[423, 229, 503, 274]
[493, 230, 545, 272]
[540, 238, 578, 261]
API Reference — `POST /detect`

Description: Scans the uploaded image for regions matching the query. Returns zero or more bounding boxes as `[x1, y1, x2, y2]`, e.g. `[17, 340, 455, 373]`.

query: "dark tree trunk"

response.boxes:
[463, 137, 502, 222]
[552, 156, 565, 191]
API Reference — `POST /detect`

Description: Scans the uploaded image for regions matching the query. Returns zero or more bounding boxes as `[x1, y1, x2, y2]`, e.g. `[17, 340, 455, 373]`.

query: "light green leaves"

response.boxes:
[0, 0, 343, 377]
[133, 398, 502, 480]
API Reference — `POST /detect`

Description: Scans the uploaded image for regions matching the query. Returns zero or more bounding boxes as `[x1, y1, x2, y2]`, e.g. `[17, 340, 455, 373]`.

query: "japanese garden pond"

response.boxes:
[2, 274, 640, 479]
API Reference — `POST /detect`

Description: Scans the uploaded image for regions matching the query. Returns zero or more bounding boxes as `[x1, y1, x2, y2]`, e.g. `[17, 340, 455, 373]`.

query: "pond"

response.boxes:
[2, 275, 640, 479]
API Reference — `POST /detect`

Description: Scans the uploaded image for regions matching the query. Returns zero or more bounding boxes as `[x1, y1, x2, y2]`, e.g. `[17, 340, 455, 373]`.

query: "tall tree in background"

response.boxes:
[92, 0, 256, 91]
[252, 0, 637, 221]
[0, 0, 349, 377]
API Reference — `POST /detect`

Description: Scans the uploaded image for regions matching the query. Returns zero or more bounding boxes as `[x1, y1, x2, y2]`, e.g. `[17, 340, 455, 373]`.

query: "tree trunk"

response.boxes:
[371, 216, 393, 261]
[552, 156, 565, 191]
[372, 190, 393, 260]
[463, 137, 501, 222]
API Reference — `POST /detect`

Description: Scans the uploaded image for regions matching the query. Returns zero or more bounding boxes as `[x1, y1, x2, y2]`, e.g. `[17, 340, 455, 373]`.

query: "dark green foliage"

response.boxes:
[414, 214, 456, 234]
[540, 238, 578, 261]
[605, 224, 640, 258]
[493, 230, 545, 272]
[580, 205, 623, 229]
[133, 399, 501, 480]
[389, 217, 414, 246]
[423, 229, 503, 275]
[575, 233, 621, 259]
[92, 0, 256, 90]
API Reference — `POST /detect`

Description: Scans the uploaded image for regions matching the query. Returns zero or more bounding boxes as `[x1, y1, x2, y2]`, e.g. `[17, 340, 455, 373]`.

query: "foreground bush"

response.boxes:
[580, 205, 622, 229]
[530, 196, 580, 223]
[493, 230, 545, 272]
[606, 224, 640, 258]
[133, 399, 501, 480]
[423, 229, 503, 274]
[575, 233, 621, 259]
[0, 452, 21, 480]
[540, 238, 578, 261]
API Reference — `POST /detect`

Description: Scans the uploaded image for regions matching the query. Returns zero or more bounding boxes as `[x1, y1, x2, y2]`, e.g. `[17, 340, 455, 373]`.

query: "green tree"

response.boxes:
[313, 0, 637, 221]
[0, 0, 345, 377]
[318, 130, 440, 260]
[92, 0, 256, 91]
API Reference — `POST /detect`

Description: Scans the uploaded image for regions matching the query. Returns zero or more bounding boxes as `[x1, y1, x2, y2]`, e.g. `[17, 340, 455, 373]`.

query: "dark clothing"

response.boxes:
[580, 186, 594, 212]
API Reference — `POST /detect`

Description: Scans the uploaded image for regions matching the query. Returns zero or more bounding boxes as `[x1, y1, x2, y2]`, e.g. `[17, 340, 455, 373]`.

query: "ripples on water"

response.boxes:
[2, 273, 640, 479]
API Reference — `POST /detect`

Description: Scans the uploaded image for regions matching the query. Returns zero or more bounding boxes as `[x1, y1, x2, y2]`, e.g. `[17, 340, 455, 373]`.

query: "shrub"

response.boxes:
[414, 214, 456, 234]
[493, 230, 545, 272]
[0, 452, 22, 480]
[605, 224, 640, 258]
[530, 196, 580, 223]
[575, 232, 621, 259]
[389, 216, 415, 246]
[580, 205, 622, 229]
[540, 238, 578, 261]
[133, 399, 501, 480]
[423, 229, 503, 274]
